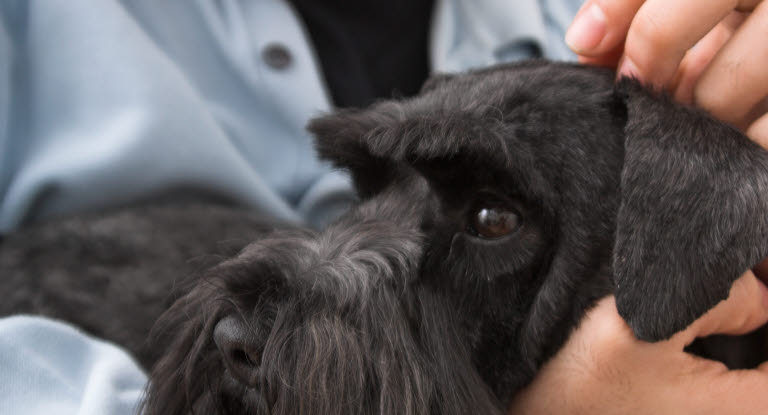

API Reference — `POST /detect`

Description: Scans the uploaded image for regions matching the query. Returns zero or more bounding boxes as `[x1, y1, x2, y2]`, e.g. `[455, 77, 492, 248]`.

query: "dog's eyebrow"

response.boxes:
[364, 114, 514, 168]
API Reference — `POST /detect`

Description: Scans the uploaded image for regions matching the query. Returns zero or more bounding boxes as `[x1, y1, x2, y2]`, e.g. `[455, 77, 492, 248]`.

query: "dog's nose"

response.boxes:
[214, 315, 261, 386]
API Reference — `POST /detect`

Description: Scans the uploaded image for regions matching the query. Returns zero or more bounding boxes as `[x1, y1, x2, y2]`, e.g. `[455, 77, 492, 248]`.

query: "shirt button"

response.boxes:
[262, 43, 293, 70]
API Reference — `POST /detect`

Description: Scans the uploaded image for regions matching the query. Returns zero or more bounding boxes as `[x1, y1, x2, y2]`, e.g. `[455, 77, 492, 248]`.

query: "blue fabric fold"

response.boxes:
[0, 316, 146, 415]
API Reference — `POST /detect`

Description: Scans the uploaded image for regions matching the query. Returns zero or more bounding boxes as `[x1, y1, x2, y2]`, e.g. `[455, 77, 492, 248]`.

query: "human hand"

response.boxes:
[508, 271, 768, 415]
[564, 0, 768, 146]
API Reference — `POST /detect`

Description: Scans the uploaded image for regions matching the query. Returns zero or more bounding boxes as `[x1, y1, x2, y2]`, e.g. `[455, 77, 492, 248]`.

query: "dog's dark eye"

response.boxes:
[467, 203, 521, 239]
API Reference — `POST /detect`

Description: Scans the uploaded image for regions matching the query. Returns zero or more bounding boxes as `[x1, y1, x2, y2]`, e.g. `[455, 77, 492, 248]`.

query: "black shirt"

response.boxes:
[290, 0, 434, 108]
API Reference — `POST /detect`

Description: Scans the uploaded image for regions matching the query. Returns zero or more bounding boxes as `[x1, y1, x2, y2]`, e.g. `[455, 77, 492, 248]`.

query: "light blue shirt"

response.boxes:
[0, 0, 581, 413]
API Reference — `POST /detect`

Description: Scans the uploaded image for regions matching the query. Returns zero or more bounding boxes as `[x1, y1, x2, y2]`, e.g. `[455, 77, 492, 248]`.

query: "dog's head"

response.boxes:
[144, 61, 768, 414]
[312, 61, 768, 401]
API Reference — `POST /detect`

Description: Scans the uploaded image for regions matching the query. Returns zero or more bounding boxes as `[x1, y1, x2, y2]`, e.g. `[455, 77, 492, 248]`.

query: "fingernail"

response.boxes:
[617, 56, 640, 80]
[565, 4, 607, 53]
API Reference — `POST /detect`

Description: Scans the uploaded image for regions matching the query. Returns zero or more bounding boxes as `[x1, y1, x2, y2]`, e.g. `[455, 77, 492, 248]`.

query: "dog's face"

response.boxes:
[143, 180, 439, 414]
[312, 61, 768, 403]
[144, 62, 768, 414]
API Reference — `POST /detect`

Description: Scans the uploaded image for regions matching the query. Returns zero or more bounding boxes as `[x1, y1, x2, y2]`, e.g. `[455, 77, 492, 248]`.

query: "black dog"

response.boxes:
[3, 61, 768, 414]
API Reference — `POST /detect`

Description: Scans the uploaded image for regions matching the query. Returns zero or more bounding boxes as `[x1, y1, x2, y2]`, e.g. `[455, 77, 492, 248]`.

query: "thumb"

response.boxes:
[674, 270, 768, 347]
[565, 0, 644, 56]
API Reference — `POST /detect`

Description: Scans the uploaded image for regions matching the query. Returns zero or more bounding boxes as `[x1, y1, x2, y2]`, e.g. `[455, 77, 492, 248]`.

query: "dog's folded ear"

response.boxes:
[613, 78, 768, 342]
[309, 106, 404, 198]
[310, 98, 510, 199]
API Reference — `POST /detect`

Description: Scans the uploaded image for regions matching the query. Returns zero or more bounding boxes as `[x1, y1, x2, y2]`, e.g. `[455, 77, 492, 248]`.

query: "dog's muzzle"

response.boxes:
[214, 315, 262, 387]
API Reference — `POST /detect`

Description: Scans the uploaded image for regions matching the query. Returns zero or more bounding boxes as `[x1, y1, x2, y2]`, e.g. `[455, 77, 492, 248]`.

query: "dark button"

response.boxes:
[523, 41, 544, 59]
[262, 43, 292, 70]
[496, 39, 543, 60]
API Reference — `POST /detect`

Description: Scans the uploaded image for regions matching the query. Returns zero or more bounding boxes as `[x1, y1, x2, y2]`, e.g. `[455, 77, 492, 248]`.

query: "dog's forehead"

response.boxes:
[233, 180, 426, 305]
[354, 63, 623, 215]
[358, 63, 623, 179]
[414, 62, 616, 116]
[310, 62, 624, 213]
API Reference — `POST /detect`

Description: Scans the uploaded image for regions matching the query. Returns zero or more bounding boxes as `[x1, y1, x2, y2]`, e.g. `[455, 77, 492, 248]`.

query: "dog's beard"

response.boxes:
[141, 280, 225, 415]
[140, 180, 505, 415]
[141, 279, 505, 415]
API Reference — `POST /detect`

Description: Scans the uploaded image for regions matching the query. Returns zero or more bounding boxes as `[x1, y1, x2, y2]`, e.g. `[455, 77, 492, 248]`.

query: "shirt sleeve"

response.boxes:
[0, 316, 147, 415]
[0, 0, 348, 234]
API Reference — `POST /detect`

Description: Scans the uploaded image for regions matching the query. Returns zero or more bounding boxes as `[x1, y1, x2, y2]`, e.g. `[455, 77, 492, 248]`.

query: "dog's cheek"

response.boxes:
[428, 227, 542, 289]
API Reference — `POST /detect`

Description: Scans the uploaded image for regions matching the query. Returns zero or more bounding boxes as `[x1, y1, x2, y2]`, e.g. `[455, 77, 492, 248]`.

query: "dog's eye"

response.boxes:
[466, 203, 521, 239]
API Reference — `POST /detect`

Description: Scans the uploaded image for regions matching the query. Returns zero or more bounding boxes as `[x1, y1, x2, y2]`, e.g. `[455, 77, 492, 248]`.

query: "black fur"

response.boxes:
[2, 61, 767, 414]
[614, 79, 768, 341]
[0, 202, 279, 368]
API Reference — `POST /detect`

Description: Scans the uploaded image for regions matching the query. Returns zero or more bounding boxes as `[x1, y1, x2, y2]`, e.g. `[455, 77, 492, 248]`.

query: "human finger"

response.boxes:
[577, 45, 624, 68]
[670, 14, 742, 104]
[565, 0, 646, 56]
[618, 0, 760, 86]
[674, 271, 768, 347]
[694, 2, 768, 128]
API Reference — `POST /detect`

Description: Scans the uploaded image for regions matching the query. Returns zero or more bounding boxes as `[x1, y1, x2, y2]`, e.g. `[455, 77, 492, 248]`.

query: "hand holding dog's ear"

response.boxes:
[613, 79, 768, 341]
[567, 0, 768, 144]
[509, 272, 768, 415]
